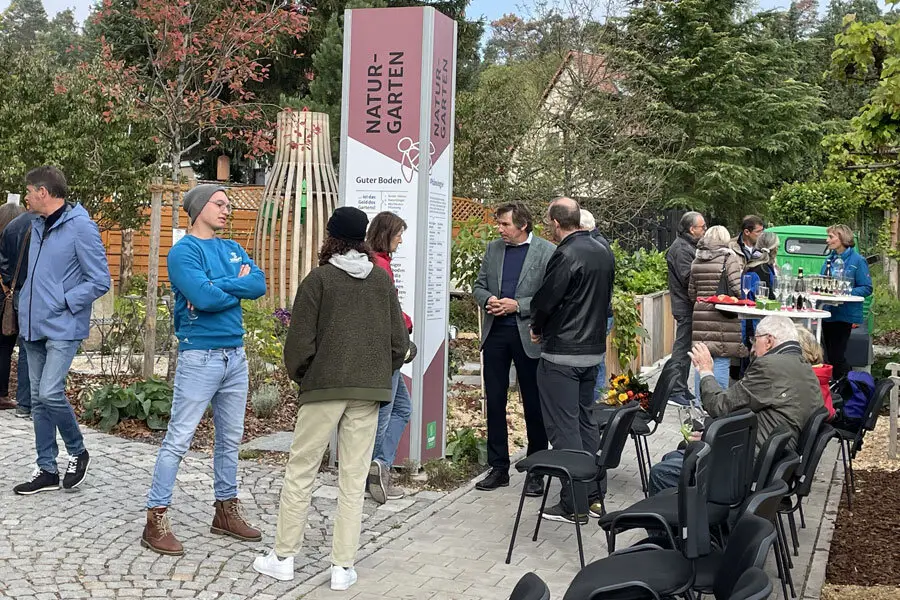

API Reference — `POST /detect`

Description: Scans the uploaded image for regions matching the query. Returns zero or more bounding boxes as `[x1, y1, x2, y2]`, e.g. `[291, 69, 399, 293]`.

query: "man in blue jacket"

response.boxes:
[820, 224, 872, 381]
[14, 166, 111, 495]
[142, 184, 266, 556]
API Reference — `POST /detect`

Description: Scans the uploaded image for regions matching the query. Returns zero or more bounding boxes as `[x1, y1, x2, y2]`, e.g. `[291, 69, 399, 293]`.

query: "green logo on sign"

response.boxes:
[426, 421, 437, 450]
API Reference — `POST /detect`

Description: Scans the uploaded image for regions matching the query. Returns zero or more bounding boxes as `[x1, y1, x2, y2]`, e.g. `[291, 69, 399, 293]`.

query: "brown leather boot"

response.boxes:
[211, 498, 262, 542]
[0, 397, 16, 410]
[141, 507, 184, 556]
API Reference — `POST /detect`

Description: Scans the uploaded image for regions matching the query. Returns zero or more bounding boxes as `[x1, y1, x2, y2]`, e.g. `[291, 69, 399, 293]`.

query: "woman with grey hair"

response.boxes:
[746, 231, 779, 298]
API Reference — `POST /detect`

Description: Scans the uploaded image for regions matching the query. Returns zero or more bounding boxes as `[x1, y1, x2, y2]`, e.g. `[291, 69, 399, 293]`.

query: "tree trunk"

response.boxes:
[165, 152, 182, 382]
[143, 180, 163, 378]
[119, 229, 134, 295]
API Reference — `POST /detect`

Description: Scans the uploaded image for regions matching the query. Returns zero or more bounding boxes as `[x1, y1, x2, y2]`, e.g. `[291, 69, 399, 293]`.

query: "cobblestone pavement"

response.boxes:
[0, 412, 446, 600]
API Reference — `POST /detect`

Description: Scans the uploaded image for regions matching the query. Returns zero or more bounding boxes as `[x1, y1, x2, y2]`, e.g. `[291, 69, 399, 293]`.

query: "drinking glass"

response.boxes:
[742, 273, 755, 300]
[758, 285, 769, 301]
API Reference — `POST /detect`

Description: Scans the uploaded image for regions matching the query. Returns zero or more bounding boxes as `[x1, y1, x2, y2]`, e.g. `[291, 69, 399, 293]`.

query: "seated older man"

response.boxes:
[648, 316, 822, 496]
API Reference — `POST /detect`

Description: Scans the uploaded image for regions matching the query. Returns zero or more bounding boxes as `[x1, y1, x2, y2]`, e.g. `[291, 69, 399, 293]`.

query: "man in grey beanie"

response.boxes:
[142, 185, 267, 555]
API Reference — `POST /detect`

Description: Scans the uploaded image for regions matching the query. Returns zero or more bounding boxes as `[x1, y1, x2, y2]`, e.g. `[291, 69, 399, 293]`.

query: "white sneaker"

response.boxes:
[252, 549, 294, 581]
[330, 565, 358, 591]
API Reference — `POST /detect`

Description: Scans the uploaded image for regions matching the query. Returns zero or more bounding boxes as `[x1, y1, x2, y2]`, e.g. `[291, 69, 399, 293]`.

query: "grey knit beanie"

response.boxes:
[183, 184, 227, 224]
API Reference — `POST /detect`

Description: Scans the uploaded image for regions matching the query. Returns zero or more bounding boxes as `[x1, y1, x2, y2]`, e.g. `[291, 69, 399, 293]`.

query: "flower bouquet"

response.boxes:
[602, 370, 651, 411]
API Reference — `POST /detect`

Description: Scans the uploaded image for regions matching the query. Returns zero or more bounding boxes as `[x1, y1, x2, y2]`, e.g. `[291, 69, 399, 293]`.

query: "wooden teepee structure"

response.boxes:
[254, 110, 339, 308]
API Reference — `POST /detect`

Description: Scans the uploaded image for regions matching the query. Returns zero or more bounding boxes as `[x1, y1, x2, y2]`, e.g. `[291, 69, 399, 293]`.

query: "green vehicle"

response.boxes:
[767, 224, 874, 368]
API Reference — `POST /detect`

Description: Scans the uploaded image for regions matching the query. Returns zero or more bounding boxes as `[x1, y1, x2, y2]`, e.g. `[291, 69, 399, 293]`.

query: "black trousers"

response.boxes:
[0, 333, 16, 398]
[822, 321, 853, 381]
[537, 358, 601, 514]
[482, 325, 547, 470]
[671, 316, 693, 399]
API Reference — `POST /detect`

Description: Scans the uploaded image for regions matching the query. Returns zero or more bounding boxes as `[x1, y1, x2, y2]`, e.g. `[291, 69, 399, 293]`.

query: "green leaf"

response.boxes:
[146, 413, 168, 431]
[98, 409, 119, 432]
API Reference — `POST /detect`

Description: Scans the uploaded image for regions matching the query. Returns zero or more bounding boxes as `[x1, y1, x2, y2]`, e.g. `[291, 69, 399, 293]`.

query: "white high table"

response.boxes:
[806, 293, 865, 309]
[715, 305, 831, 341]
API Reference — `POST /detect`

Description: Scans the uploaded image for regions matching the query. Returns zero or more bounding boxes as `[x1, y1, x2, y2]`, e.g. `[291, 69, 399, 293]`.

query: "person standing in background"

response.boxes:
[729, 214, 765, 269]
[472, 202, 555, 495]
[665, 211, 706, 407]
[0, 202, 27, 411]
[580, 209, 615, 398]
[142, 185, 266, 555]
[14, 166, 110, 495]
[820, 224, 872, 381]
[365, 211, 414, 504]
[531, 197, 613, 524]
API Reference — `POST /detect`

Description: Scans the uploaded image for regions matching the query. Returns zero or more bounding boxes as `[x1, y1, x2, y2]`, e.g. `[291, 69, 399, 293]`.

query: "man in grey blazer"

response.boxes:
[472, 203, 555, 494]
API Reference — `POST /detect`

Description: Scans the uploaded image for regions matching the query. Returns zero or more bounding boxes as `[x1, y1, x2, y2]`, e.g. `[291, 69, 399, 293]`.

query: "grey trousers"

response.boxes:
[671, 316, 693, 400]
[536, 358, 601, 514]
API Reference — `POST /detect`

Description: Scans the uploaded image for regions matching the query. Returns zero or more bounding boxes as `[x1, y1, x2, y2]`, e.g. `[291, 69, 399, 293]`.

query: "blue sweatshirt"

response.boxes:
[167, 236, 266, 350]
[820, 247, 872, 324]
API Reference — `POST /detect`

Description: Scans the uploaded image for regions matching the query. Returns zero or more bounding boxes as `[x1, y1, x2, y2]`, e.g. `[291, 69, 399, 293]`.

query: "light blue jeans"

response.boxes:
[24, 339, 83, 474]
[372, 369, 412, 468]
[694, 356, 731, 402]
[593, 315, 615, 400]
[147, 347, 248, 508]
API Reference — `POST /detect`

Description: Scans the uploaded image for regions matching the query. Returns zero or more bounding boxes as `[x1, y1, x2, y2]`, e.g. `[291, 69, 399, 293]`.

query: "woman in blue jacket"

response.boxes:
[820, 224, 872, 381]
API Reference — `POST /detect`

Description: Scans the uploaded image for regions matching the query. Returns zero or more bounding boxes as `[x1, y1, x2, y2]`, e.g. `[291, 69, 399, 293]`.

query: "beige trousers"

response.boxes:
[274, 399, 379, 566]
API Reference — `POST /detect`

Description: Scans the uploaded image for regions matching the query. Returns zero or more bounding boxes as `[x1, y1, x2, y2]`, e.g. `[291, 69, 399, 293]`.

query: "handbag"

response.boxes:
[0, 228, 32, 337]
[714, 256, 739, 319]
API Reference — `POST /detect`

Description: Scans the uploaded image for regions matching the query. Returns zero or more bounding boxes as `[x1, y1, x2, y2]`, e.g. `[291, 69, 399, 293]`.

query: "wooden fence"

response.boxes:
[606, 291, 675, 376]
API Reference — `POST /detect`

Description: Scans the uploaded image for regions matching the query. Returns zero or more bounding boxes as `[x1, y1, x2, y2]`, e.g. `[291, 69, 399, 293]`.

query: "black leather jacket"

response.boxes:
[531, 230, 614, 355]
[0, 211, 37, 309]
[666, 232, 698, 318]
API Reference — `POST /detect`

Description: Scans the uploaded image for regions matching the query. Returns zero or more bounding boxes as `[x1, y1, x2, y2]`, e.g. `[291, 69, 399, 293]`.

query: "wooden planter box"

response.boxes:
[606, 290, 675, 377]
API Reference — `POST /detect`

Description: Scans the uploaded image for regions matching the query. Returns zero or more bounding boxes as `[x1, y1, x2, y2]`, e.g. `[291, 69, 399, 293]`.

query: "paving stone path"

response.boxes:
[0, 399, 843, 599]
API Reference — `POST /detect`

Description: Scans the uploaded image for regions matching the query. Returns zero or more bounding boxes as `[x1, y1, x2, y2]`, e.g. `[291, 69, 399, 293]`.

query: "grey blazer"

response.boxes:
[472, 236, 556, 359]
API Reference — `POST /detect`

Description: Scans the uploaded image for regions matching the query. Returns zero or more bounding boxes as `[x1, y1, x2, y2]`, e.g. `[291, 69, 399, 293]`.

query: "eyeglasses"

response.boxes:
[209, 200, 232, 213]
[749, 333, 772, 345]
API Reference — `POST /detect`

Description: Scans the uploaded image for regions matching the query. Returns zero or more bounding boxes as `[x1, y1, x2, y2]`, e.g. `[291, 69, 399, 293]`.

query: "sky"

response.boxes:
[1, 0, 817, 28]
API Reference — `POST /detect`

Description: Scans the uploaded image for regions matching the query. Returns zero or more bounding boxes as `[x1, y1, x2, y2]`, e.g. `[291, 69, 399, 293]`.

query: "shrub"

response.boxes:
[449, 295, 479, 333]
[612, 241, 668, 295]
[446, 427, 487, 465]
[423, 458, 461, 488]
[768, 180, 862, 227]
[251, 383, 281, 419]
[451, 217, 496, 292]
[83, 377, 173, 432]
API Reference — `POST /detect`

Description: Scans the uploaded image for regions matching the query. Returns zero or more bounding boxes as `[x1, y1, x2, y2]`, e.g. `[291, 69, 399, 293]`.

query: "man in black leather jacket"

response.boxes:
[530, 197, 614, 524]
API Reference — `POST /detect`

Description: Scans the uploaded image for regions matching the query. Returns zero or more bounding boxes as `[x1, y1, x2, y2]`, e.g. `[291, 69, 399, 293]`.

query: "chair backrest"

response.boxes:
[713, 514, 776, 600]
[795, 425, 837, 498]
[679, 441, 712, 560]
[742, 480, 790, 523]
[647, 359, 681, 422]
[724, 567, 773, 600]
[508, 572, 550, 600]
[767, 451, 801, 488]
[595, 403, 641, 471]
[863, 379, 895, 432]
[750, 428, 792, 494]
[703, 409, 758, 506]
[798, 406, 828, 461]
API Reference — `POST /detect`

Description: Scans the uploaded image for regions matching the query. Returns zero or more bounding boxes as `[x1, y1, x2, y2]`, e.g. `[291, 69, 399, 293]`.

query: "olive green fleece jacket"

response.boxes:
[283, 261, 409, 405]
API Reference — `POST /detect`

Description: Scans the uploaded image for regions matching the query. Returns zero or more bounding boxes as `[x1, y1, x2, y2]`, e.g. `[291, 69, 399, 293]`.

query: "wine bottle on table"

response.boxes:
[794, 268, 806, 310]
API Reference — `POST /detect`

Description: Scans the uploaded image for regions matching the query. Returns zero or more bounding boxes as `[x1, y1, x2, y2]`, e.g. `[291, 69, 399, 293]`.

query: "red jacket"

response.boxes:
[812, 364, 835, 419]
[374, 252, 413, 332]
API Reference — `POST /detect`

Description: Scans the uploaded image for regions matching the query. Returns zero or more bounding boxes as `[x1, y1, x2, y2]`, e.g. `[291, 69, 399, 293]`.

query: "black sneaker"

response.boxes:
[13, 468, 60, 495]
[63, 450, 90, 490]
[541, 503, 589, 525]
[475, 468, 509, 491]
[14, 406, 31, 419]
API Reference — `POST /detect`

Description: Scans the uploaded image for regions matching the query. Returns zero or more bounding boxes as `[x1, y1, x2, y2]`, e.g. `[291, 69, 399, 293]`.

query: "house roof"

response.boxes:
[538, 50, 623, 109]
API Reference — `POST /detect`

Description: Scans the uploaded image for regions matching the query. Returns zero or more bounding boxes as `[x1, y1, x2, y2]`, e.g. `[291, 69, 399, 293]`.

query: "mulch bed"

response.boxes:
[826, 469, 900, 586]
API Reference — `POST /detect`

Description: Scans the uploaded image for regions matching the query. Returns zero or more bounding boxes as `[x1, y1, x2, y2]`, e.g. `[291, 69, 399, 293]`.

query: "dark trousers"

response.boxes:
[483, 325, 547, 470]
[671, 316, 693, 399]
[823, 321, 853, 381]
[537, 358, 601, 514]
[0, 333, 16, 397]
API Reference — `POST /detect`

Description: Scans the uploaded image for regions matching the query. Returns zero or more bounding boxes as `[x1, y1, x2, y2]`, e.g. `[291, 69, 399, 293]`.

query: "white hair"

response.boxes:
[756, 316, 799, 345]
[580, 209, 596, 231]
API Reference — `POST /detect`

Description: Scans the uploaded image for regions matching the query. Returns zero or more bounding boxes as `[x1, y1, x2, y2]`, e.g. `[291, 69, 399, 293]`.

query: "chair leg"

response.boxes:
[505, 473, 530, 565]
[776, 516, 796, 598]
[839, 439, 853, 510]
[798, 500, 806, 529]
[532, 475, 553, 542]
[633, 435, 648, 498]
[787, 511, 800, 557]
[642, 436, 653, 474]
[568, 477, 586, 569]
[773, 529, 790, 600]
[777, 514, 793, 570]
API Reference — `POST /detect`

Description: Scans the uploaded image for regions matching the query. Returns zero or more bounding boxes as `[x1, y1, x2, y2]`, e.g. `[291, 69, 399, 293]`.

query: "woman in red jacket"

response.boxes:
[796, 326, 835, 419]
[365, 212, 413, 504]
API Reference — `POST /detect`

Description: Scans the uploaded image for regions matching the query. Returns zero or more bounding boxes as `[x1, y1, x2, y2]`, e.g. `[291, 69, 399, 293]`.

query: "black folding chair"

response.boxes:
[507, 403, 641, 568]
[833, 378, 894, 508]
[594, 360, 680, 497]
[599, 410, 758, 551]
[728, 568, 773, 600]
[508, 572, 550, 600]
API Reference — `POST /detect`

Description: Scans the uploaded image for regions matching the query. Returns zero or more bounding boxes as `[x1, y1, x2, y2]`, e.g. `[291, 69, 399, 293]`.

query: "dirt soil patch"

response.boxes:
[826, 469, 900, 586]
[822, 584, 900, 599]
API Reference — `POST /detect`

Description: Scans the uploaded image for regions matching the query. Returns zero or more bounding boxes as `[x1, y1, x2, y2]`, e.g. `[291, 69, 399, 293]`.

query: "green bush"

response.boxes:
[446, 427, 487, 465]
[83, 377, 173, 432]
[451, 217, 496, 292]
[611, 242, 668, 295]
[251, 383, 281, 419]
[449, 296, 479, 333]
[768, 180, 862, 227]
